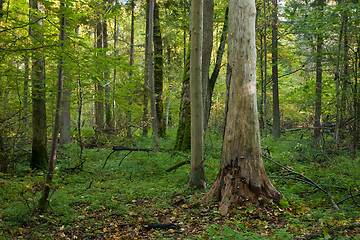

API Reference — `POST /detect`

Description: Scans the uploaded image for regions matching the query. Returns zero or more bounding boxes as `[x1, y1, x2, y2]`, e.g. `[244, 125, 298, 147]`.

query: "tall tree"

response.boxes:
[39, 1, 66, 212]
[127, 0, 135, 137]
[272, 0, 280, 138]
[59, 12, 71, 145]
[174, 4, 227, 151]
[142, 0, 150, 137]
[314, 0, 325, 139]
[174, 50, 191, 151]
[103, 12, 114, 131]
[262, 0, 268, 133]
[154, 0, 166, 138]
[29, 0, 48, 170]
[148, 0, 159, 151]
[203, 0, 280, 215]
[189, 0, 205, 189]
[95, 6, 105, 131]
[202, 0, 214, 131]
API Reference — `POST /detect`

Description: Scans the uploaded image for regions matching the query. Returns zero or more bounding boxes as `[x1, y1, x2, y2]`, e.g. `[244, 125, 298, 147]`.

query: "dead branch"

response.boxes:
[165, 160, 190, 172]
[102, 146, 152, 169]
[143, 223, 180, 230]
[263, 153, 339, 210]
[302, 223, 360, 239]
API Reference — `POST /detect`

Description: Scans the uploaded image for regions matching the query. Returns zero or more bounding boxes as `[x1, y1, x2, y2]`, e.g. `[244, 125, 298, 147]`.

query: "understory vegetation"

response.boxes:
[1, 130, 359, 239]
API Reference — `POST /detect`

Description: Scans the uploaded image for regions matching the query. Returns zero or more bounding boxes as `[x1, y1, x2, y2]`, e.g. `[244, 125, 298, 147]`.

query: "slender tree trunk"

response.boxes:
[335, 8, 345, 143]
[38, 2, 66, 212]
[202, 0, 214, 132]
[272, 0, 280, 138]
[206, 6, 228, 129]
[103, 18, 114, 131]
[148, 0, 159, 151]
[113, 17, 118, 130]
[314, 0, 324, 139]
[126, 0, 135, 138]
[59, 18, 71, 144]
[340, 13, 349, 139]
[262, 0, 268, 134]
[174, 51, 191, 151]
[143, 1, 150, 137]
[23, 53, 30, 129]
[95, 13, 105, 131]
[354, 44, 359, 156]
[203, 0, 280, 215]
[30, 0, 48, 170]
[353, 37, 360, 155]
[189, 0, 205, 190]
[154, 0, 166, 138]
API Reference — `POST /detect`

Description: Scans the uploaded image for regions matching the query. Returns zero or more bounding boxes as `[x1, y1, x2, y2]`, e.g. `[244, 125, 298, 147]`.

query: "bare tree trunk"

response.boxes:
[59, 18, 71, 144]
[95, 12, 105, 131]
[202, 0, 213, 132]
[203, 0, 280, 215]
[206, 6, 228, 129]
[113, 17, 118, 130]
[38, 2, 66, 212]
[174, 51, 191, 151]
[314, 0, 324, 139]
[103, 18, 114, 131]
[30, 0, 48, 170]
[262, 0, 268, 134]
[23, 53, 30, 129]
[143, 1, 150, 137]
[148, 0, 159, 151]
[189, 0, 205, 190]
[154, 0, 166, 138]
[272, 0, 280, 138]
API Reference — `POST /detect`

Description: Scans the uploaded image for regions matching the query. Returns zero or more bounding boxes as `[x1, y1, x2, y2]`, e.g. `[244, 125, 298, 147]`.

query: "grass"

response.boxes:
[0, 130, 359, 239]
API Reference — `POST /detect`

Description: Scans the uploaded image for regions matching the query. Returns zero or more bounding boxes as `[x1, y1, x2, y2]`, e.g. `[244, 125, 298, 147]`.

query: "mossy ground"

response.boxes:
[1, 130, 359, 239]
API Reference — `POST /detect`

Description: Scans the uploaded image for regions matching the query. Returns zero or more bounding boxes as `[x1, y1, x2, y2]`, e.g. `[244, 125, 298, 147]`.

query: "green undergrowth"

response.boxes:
[0, 130, 359, 239]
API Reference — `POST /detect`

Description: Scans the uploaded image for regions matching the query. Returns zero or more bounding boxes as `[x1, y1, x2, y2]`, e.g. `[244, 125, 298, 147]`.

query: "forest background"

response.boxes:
[1, 0, 360, 239]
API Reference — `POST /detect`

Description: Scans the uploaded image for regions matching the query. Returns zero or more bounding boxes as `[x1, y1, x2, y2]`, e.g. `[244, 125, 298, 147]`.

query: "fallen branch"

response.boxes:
[302, 223, 360, 239]
[165, 160, 190, 172]
[143, 223, 180, 230]
[335, 192, 360, 206]
[103, 146, 152, 169]
[263, 153, 339, 210]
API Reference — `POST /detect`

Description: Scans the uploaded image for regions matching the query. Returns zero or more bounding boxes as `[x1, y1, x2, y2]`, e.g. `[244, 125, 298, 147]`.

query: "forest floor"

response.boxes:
[1, 131, 360, 239]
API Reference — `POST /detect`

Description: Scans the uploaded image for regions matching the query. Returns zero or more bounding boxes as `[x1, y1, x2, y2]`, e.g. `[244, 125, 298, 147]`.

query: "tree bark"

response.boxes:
[23, 53, 30, 129]
[189, 0, 205, 190]
[174, 51, 191, 151]
[38, 1, 66, 212]
[95, 10, 105, 131]
[204, 5, 228, 131]
[272, 0, 280, 138]
[202, 0, 213, 131]
[30, 0, 48, 170]
[59, 16, 71, 145]
[154, 0, 166, 138]
[203, 0, 280, 215]
[148, 0, 159, 151]
[143, 0, 150, 137]
[314, 0, 324, 139]
[103, 17, 114, 131]
[262, 0, 268, 134]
